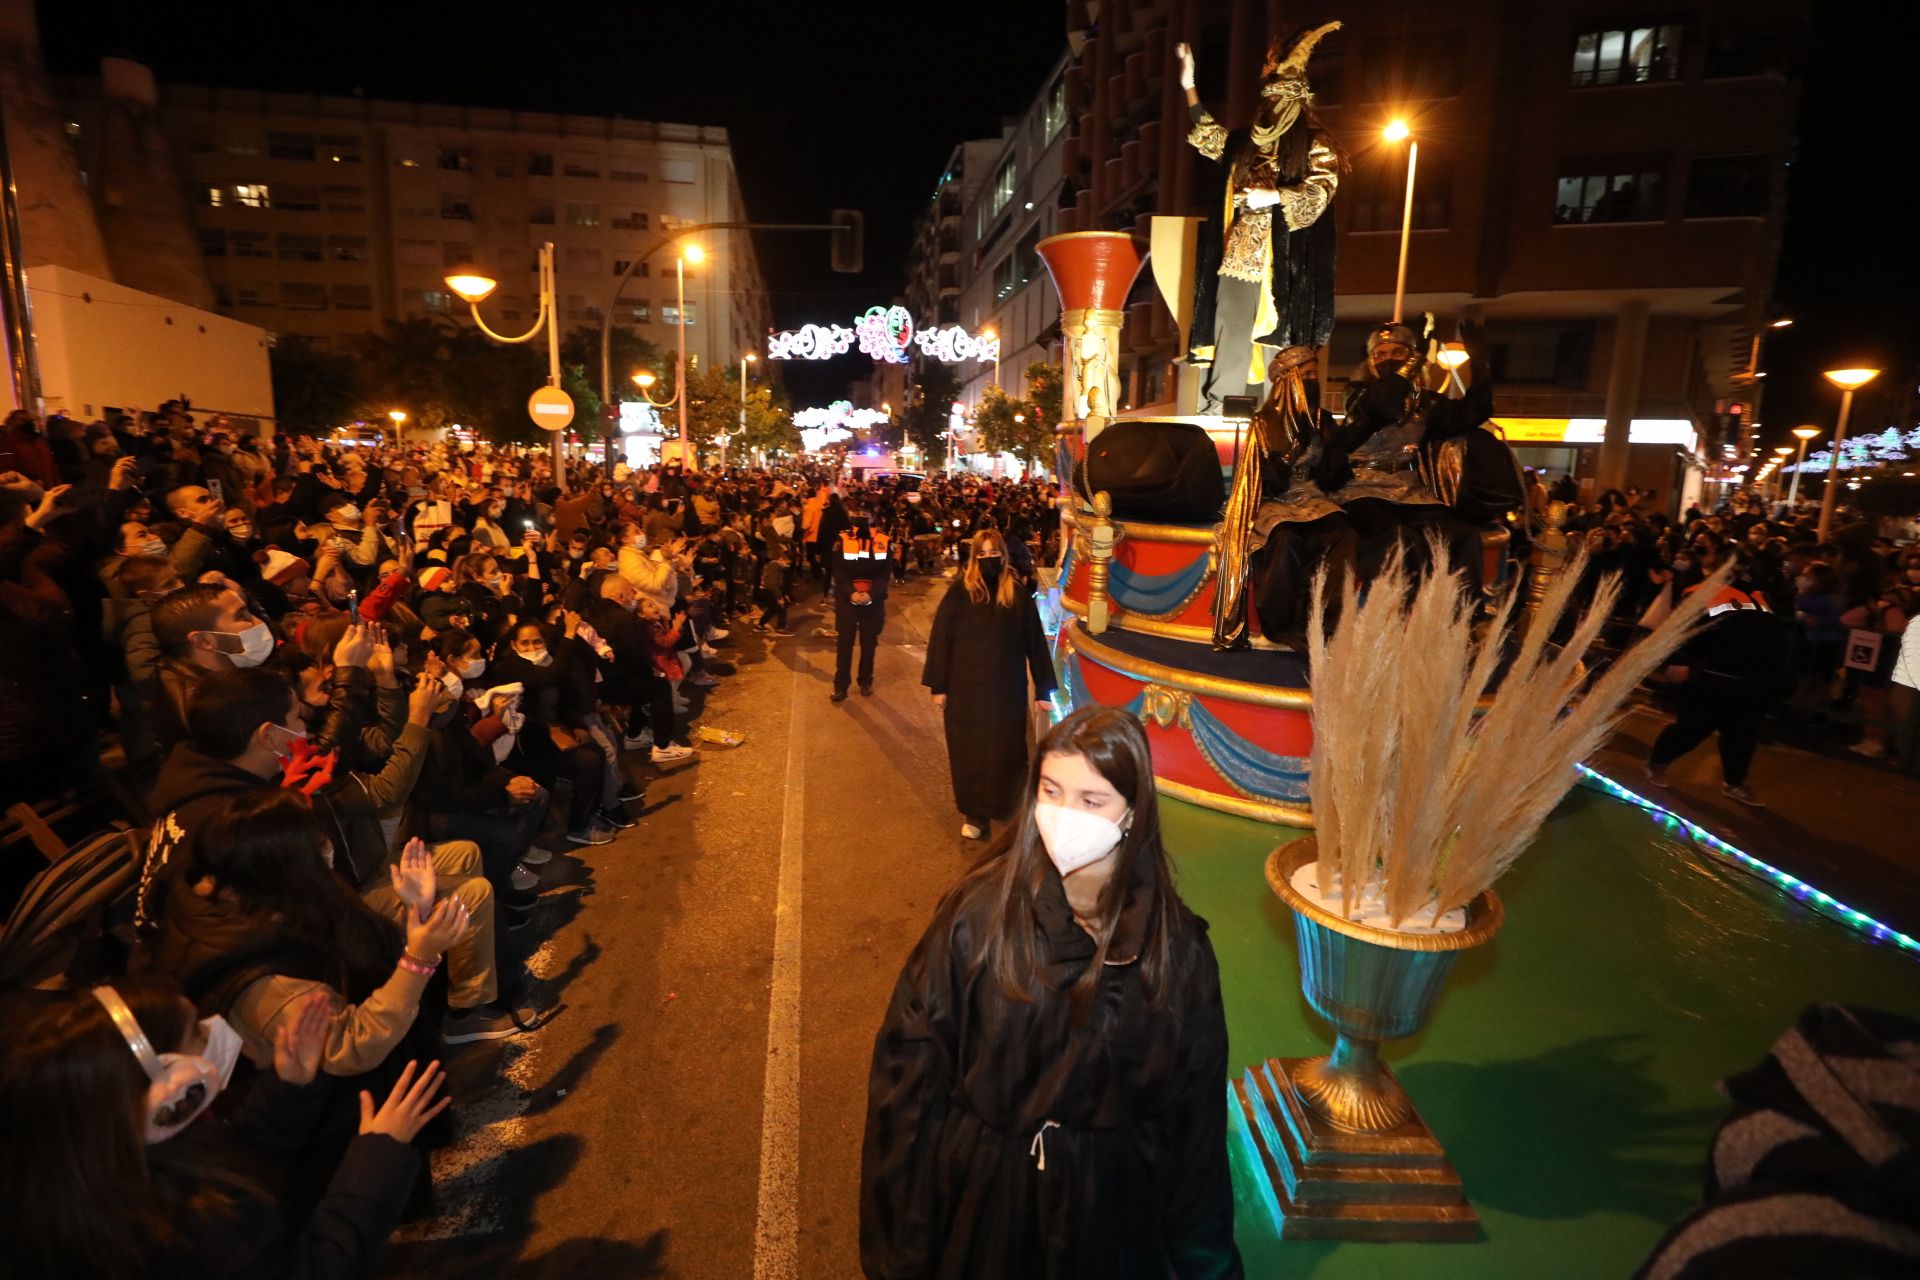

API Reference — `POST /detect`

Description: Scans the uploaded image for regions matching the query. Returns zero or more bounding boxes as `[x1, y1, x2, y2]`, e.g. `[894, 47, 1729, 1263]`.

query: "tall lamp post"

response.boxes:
[1771, 445, 1793, 502]
[1815, 366, 1880, 541]
[1787, 424, 1820, 507]
[669, 245, 704, 467]
[728, 351, 756, 472]
[387, 409, 407, 447]
[1384, 118, 1417, 324]
[445, 243, 566, 492]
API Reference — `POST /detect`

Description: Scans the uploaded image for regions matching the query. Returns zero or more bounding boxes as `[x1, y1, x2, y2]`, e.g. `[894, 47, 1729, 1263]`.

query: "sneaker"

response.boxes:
[650, 743, 695, 765]
[767, 627, 796, 638]
[519, 845, 553, 866]
[831, 689, 848, 704]
[509, 862, 540, 892]
[698, 643, 720, 659]
[707, 626, 730, 641]
[1721, 783, 1766, 808]
[623, 729, 655, 752]
[1849, 739, 1888, 759]
[617, 783, 645, 801]
[960, 822, 985, 841]
[686, 671, 722, 688]
[442, 1004, 534, 1044]
[1644, 763, 1669, 788]
[858, 682, 873, 697]
[566, 825, 615, 846]
[598, 806, 636, 829]
[819, 627, 840, 639]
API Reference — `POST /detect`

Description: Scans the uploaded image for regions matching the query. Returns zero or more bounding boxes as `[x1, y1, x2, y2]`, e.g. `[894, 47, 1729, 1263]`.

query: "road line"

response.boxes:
[751, 660, 807, 1280]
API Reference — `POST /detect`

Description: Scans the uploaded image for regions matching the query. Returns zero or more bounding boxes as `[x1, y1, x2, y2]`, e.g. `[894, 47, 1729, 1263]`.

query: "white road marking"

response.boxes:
[751, 660, 807, 1280]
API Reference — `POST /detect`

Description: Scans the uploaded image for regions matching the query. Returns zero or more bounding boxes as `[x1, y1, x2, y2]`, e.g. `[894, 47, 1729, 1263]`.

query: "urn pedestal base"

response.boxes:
[1235, 1055, 1480, 1242]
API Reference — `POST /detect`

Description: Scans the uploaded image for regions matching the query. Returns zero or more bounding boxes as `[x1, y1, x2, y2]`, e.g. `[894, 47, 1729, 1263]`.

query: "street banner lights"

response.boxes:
[1384, 118, 1417, 324]
[1788, 424, 1820, 507]
[1816, 367, 1880, 540]
[445, 244, 568, 492]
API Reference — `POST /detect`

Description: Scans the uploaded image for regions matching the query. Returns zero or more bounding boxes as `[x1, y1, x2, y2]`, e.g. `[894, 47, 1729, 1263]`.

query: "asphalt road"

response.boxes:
[383, 570, 974, 1280]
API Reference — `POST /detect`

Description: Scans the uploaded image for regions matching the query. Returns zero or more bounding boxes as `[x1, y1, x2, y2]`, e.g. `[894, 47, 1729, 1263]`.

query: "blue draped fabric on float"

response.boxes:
[1060, 654, 1312, 803]
[1106, 555, 1209, 615]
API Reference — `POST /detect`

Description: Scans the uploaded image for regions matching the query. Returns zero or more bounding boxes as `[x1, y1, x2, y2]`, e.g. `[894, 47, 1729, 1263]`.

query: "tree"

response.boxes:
[1025, 360, 1064, 431]
[902, 360, 959, 467]
[269, 336, 363, 435]
[974, 384, 1056, 472]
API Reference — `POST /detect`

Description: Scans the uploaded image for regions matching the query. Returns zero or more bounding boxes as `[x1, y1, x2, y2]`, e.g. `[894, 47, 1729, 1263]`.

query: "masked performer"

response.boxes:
[1321, 320, 1497, 590]
[1179, 24, 1343, 414]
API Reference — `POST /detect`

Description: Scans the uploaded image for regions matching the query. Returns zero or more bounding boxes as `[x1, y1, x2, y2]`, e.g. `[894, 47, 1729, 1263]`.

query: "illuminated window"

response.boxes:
[1571, 25, 1682, 88]
[1043, 77, 1068, 141]
[1554, 165, 1665, 223]
[662, 158, 696, 184]
[566, 201, 600, 226]
[988, 156, 1016, 219]
[627, 303, 652, 323]
[233, 183, 271, 209]
[662, 305, 679, 325]
[421, 290, 452, 313]
[204, 185, 224, 208]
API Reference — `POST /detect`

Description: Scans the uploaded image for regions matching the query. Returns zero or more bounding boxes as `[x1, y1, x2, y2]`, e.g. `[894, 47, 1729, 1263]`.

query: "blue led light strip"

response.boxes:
[1575, 764, 1920, 957]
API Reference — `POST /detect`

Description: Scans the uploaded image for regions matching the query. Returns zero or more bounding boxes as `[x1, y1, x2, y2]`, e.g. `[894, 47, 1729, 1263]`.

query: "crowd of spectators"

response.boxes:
[0, 401, 1057, 1279]
[1528, 470, 1919, 767]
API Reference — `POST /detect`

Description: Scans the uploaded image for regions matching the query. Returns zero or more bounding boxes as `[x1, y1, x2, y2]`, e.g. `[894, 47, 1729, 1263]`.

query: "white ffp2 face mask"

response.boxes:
[1034, 802, 1127, 877]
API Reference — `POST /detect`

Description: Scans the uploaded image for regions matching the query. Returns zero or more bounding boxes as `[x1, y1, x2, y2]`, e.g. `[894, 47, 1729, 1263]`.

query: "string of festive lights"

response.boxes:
[1575, 764, 1920, 958]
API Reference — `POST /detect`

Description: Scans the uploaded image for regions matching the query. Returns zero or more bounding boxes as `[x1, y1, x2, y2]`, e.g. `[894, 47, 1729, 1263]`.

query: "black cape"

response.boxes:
[860, 863, 1242, 1279]
[920, 576, 1058, 822]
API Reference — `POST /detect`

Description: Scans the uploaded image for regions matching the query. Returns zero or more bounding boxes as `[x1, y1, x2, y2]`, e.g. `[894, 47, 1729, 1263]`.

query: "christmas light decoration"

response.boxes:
[1576, 764, 1919, 957]
[766, 308, 999, 365]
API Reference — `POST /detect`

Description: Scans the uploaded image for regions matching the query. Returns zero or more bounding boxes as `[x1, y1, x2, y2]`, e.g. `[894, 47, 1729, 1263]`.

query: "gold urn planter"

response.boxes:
[1234, 838, 1504, 1242]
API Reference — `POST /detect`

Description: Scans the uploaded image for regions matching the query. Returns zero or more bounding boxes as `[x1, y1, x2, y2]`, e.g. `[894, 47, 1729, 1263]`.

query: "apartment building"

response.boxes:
[1051, 0, 1806, 502]
[904, 138, 1006, 336]
[57, 81, 773, 378]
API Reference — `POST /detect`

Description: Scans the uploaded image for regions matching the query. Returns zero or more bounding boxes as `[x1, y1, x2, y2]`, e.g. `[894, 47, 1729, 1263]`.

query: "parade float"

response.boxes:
[1031, 22, 1919, 1265]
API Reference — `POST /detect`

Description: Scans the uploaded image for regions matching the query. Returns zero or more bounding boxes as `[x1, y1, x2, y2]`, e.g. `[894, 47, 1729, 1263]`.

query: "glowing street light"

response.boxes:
[387, 408, 407, 444]
[1383, 118, 1418, 323]
[632, 371, 657, 390]
[444, 245, 566, 490]
[1769, 317, 1795, 329]
[1815, 367, 1880, 539]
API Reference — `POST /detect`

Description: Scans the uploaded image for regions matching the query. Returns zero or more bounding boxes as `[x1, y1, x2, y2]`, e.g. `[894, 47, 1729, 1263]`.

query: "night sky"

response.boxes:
[33, 0, 1918, 444]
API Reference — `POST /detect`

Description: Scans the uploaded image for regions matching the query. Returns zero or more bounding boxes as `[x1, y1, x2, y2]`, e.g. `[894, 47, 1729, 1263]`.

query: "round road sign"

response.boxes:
[528, 385, 575, 432]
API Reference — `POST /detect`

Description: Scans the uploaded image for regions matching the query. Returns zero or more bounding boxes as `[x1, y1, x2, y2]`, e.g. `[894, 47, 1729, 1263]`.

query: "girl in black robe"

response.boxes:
[861, 706, 1242, 1280]
[921, 529, 1058, 841]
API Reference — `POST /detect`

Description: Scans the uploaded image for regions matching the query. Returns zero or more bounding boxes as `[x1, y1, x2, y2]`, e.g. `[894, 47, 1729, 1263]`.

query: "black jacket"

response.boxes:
[861, 863, 1241, 1280]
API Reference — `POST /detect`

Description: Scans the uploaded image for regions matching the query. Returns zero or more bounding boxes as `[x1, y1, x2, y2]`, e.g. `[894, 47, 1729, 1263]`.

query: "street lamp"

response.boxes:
[729, 352, 757, 471]
[667, 244, 704, 468]
[1771, 445, 1793, 501]
[445, 243, 566, 491]
[1815, 367, 1880, 540]
[1384, 118, 1417, 324]
[1434, 340, 1470, 395]
[1787, 424, 1820, 507]
[387, 409, 407, 445]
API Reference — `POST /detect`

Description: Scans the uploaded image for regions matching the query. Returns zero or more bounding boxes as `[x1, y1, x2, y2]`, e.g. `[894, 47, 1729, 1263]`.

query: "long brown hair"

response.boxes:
[961, 527, 1019, 608]
[973, 706, 1183, 1023]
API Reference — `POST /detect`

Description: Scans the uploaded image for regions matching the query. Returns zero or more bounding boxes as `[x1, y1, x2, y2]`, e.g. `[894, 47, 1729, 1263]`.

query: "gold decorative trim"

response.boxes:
[1266, 839, 1505, 952]
[1071, 622, 1313, 708]
[1159, 776, 1315, 828]
[1064, 509, 1216, 546]
[1138, 684, 1194, 729]
[1064, 596, 1294, 653]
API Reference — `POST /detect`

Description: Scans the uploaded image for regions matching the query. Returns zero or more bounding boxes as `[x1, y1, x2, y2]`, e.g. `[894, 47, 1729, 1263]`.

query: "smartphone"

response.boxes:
[207, 477, 224, 506]
[348, 588, 361, 623]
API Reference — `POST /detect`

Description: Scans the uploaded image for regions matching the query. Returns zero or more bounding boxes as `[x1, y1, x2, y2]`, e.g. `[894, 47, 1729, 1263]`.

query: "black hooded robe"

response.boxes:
[920, 577, 1058, 823]
[860, 866, 1243, 1279]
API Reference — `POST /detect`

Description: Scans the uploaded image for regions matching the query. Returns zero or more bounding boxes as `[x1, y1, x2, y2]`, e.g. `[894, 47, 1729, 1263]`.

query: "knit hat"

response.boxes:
[261, 549, 310, 585]
[417, 566, 452, 591]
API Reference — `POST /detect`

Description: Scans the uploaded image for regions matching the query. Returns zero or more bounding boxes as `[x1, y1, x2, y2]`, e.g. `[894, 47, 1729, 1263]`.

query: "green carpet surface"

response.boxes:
[1163, 783, 1920, 1279]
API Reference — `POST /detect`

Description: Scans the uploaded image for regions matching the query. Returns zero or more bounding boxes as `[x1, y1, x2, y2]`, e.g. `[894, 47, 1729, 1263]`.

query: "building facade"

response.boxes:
[57, 80, 773, 381]
[1053, 0, 1807, 503]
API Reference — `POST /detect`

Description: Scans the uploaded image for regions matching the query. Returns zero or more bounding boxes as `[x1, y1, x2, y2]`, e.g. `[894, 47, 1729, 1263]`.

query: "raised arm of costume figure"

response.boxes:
[1180, 44, 1230, 162]
[1277, 140, 1340, 230]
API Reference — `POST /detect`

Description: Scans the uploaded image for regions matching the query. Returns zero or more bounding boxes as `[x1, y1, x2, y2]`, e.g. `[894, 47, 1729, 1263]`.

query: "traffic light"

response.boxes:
[831, 209, 864, 275]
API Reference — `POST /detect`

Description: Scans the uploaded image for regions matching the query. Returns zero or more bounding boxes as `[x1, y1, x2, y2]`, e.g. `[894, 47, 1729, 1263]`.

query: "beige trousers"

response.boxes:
[361, 839, 498, 1009]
